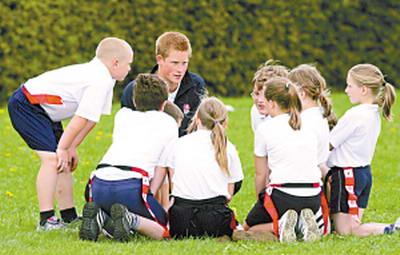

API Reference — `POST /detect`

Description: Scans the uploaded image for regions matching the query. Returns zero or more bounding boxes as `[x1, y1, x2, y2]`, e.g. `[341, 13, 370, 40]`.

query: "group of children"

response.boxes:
[7, 31, 400, 243]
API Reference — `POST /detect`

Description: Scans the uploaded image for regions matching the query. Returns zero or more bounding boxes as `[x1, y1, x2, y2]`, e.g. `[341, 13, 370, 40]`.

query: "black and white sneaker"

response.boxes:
[298, 208, 321, 242]
[111, 203, 136, 242]
[79, 202, 106, 241]
[278, 209, 297, 243]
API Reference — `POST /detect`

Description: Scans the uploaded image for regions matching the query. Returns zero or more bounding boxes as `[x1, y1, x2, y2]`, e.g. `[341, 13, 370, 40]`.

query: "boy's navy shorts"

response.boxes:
[8, 87, 63, 152]
[91, 177, 167, 225]
[330, 165, 372, 213]
[245, 188, 320, 227]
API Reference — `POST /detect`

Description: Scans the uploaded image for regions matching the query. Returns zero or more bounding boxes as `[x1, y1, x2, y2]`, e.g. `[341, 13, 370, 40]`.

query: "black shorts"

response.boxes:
[330, 166, 372, 214]
[169, 196, 235, 238]
[245, 188, 320, 227]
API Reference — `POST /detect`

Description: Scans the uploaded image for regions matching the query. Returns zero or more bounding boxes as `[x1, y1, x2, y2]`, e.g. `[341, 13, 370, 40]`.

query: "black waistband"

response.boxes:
[96, 163, 133, 171]
[173, 196, 227, 206]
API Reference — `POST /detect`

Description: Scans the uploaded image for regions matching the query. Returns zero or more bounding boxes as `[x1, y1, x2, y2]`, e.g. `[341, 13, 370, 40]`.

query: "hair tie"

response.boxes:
[285, 82, 291, 89]
[382, 82, 387, 87]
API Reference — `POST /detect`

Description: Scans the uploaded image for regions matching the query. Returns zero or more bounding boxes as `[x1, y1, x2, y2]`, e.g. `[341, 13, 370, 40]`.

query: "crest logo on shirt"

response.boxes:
[183, 104, 190, 115]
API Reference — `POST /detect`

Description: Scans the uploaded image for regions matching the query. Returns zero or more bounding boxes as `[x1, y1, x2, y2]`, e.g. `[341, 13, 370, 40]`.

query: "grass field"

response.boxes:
[0, 94, 399, 254]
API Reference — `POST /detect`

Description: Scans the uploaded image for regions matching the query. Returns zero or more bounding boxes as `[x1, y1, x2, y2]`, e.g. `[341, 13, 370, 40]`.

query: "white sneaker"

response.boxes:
[298, 208, 321, 242]
[279, 210, 297, 242]
[37, 216, 66, 231]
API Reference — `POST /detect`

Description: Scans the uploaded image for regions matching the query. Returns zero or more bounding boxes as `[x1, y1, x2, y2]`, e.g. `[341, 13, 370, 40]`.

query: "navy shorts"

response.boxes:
[91, 177, 167, 225]
[330, 165, 372, 213]
[245, 188, 320, 227]
[8, 87, 63, 152]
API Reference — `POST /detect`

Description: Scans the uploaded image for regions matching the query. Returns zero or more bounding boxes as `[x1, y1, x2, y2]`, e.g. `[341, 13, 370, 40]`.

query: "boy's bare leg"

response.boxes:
[36, 151, 58, 211]
[56, 170, 75, 210]
[136, 216, 165, 240]
[248, 222, 274, 232]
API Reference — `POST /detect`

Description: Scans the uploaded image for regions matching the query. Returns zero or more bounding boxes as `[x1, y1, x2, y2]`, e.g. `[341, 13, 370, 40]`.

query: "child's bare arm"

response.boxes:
[150, 166, 167, 195]
[255, 155, 269, 198]
[56, 115, 90, 172]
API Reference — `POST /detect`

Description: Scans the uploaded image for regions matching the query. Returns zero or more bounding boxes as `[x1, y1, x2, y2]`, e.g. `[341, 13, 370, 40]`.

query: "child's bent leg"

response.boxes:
[332, 212, 386, 236]
[36, 151, 58, 211]
[248, 223, 274, 233]
[135, 215, 166, 240]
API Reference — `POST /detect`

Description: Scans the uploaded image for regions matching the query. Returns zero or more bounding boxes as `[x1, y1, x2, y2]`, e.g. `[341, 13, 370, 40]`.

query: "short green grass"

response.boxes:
[0, 94, 399, 255]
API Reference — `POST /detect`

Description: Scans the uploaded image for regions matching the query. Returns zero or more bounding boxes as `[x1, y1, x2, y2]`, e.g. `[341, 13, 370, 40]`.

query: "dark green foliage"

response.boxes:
[1, 0, 399, 104]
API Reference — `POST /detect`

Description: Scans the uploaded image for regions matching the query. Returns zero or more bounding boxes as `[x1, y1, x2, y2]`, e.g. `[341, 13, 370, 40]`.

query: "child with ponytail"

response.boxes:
[165, 97, 244, 239]
[328, 63, 399, 236]
[234, 77, 323, 243]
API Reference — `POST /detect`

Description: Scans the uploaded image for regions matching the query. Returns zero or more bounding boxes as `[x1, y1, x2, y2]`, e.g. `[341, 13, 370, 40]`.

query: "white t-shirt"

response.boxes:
[24, 57, 115, 122]
[165, 129, 244, 200]
[254, 114, 321, 196]
[93, 108, 178, 180]
[168, 82, 181, 102]
[327, 104, 381, 168]
[301, 107, 330, 165]
[251, 104, 271, 133]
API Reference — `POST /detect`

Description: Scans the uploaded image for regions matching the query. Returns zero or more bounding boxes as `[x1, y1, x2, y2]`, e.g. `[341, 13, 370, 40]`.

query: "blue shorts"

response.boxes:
[8, 87, 63, 152]
[91, 177, 167, 225]
[330, 165, 372, 213]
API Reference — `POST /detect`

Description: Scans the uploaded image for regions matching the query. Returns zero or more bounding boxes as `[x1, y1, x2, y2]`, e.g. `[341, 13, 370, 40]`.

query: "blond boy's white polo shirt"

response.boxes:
[24, 57, 115, 122]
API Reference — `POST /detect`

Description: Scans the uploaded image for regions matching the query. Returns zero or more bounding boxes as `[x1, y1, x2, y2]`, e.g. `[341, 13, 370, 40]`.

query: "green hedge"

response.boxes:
[1, 0, 399, 104]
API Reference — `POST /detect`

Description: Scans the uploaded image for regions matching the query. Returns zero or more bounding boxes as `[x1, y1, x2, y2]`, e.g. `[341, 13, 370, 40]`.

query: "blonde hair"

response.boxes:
[164, 101, 184, 124]
[348, 64, 396, 121]
[96, 37, 133, 62]
[155, 32, 192, 58]
[264, 77, 302, 130]
[253, 59, 289, 90]
[189, 97, 229, 175]
[289, 64, 337, 129]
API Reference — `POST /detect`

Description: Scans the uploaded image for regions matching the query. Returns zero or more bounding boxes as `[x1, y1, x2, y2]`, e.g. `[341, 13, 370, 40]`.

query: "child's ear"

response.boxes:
[156, 55, 164, 65]
[361, 85, 369, 95]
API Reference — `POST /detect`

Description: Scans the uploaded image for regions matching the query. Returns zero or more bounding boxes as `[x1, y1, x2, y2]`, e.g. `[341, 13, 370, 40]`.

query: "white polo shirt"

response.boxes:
[255, 114, 321, 196]
[327, 104, 380, 168]
[301, 107, 330, 165]
[250, 104, 271, 133]
[24, 57, 115, 122]
[93, 108, 178, 180]
[165, 129, 244, 200]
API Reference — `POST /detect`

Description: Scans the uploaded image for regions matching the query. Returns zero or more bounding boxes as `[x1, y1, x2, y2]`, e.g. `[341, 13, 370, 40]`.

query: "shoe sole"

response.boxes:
[279, 210, 297, 243]
[300, 209, 320, 242]
[79, 202, 100, 241]
[111, 204, 130, 242]
[232, 230, 277, 242]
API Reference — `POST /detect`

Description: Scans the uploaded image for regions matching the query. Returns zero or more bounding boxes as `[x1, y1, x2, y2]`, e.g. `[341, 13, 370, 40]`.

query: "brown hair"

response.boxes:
[252, 59, 289, 90]
[163, 101, 184, 124]
[133, 74, 168, 111]
[189, 97, 229, 175]
[264, 77, 302, 130]
[155, 32, 192, 58]
[348, 64, 396, 121]
[289, 64, 337, 129]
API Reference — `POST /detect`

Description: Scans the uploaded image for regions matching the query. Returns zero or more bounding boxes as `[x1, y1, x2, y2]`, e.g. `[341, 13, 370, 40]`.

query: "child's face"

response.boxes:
[111, 51, 134, 81]
[157, 50, 189, 90]
[251, 85, 268, 116]
[345, 75, 364, 104]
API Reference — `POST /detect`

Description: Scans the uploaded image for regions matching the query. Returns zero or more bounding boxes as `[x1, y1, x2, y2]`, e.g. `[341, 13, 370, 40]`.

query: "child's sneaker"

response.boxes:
[37, 216, 66, 231]
[232, 230, 278, 242]
[279, 209, 297, 243]
[394, 217, 400, 231]
[298, 208, 321, 242]
[79, 202, 105, 241]
[111, 203, 137, 242]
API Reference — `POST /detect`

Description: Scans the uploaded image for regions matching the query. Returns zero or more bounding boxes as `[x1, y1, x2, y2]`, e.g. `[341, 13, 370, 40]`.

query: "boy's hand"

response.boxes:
[56, 148, 70, 173]
[69, 148, 79, 171]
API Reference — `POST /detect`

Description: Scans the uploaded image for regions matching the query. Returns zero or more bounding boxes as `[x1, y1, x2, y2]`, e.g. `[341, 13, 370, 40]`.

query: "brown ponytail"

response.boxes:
[264, 77, 302, 130]
[289, 64, 337, 129]
[194, 97, 229, 175]
[349, 64, 397, 121]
